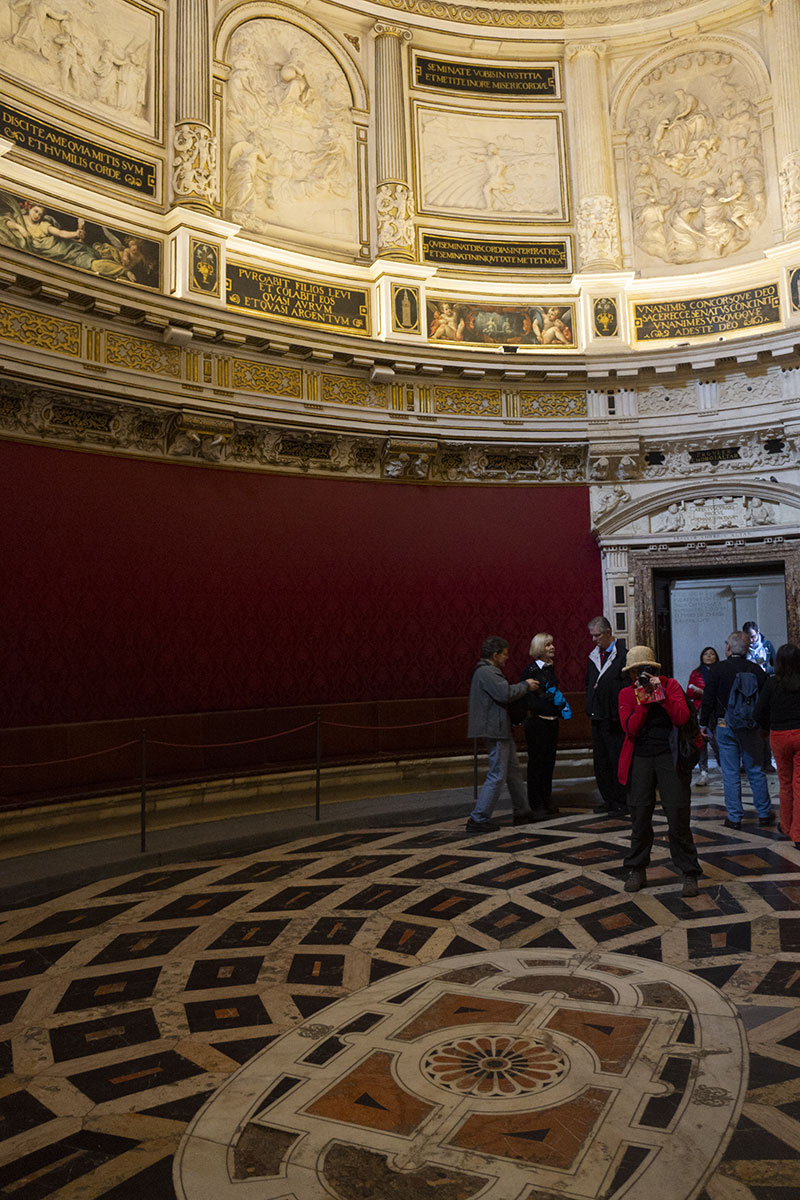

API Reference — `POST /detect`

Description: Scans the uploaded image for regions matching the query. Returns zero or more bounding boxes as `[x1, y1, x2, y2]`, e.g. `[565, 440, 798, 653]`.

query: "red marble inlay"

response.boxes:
[449, 1086, 611, 1168]
[305, 1050, 433, 1136]
[544, 1009, 650, 1073]
[394, 992, 528, 1042]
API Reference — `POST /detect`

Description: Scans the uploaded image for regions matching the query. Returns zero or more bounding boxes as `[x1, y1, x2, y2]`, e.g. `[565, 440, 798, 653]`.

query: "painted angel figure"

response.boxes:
[531, 305, 573, 346]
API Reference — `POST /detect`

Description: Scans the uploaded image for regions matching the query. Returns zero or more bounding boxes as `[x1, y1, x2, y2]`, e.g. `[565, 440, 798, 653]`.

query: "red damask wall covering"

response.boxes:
[1, 440, 601, 727]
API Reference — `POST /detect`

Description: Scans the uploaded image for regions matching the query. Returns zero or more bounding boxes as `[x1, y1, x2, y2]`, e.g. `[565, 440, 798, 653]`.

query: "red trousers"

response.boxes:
[770, 728, 800, 842]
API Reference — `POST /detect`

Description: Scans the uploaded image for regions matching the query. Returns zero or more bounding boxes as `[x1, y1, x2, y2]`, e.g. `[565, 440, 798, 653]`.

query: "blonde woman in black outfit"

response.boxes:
[755, 643, 800, 848]
[522, 632, 572, 817]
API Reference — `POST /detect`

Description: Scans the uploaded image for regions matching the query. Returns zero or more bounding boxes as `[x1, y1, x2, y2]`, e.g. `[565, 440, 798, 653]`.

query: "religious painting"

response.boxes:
[391, 284, 420, 335]
[0, 188, 161, 289]
[593, 297, 618, 337]
[427, 298, 575, 347]
[0, 0, 161, 139]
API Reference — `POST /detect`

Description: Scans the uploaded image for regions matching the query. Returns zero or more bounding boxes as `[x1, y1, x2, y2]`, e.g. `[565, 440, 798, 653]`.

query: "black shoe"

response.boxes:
[758, 811, 776, 827]
[513, 810, 547, 825]
[546, 806, 560, 815]
[465, 818, 500, 833]
[681, 874, 700, 898]
[610, 807, 630, 819]
[723, 818, 741, 830]
[624, 869, 646, 892]
[795, 842, 800, 851]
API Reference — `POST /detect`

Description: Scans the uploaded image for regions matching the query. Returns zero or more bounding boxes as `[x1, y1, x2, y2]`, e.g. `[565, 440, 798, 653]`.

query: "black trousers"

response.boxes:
[624, 752, 700, 875]
[591, 719, 627, 811]
[524, 716, 559, 812]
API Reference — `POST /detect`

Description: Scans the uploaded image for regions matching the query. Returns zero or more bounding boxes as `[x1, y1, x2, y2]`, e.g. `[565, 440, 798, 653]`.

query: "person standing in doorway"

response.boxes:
[699, 630, 773, 829]
[585, 616, 629, 817]
[687, 646, 720, 785]
[744, 619, 777, 771]
[467, 636, 540, 832]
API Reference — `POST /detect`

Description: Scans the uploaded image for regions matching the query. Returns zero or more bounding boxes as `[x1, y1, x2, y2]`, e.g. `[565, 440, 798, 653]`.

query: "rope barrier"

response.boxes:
[1, 740, 139, 769]
[148, 721, 318, 750]
[322, 712, 468, 731]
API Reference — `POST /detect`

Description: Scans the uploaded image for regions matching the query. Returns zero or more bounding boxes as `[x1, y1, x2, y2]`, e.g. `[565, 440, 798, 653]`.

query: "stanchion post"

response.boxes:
[315, 711, 322, 821]
[140, 727, 148, 853]
[473, 737, 479, 801]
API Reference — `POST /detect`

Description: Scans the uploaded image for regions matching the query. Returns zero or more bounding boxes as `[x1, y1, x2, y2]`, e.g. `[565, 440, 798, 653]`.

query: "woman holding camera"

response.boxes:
[618, 645, 701, 897]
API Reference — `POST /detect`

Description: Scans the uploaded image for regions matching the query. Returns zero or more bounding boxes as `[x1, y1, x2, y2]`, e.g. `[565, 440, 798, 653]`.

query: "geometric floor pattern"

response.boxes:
[2, 797, 800, 1198]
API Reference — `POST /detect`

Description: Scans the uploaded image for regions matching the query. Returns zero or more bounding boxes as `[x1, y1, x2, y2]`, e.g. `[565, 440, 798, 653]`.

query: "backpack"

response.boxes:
[677, 687, 704, 772]
[725, 671, 759, 730]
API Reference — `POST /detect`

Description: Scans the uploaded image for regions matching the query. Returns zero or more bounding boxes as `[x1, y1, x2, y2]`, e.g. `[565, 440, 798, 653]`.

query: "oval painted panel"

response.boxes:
[174, 948, 747, 1200]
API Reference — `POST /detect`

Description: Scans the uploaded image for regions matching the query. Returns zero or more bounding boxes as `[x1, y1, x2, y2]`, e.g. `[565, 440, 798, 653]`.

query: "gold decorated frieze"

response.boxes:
[105, 331, 180, 377]
[46, 401, 116, 438]
[633, 284, 781, 342]
[0, 102, 158, 197]
[232, 359, 303, 399]
[378, 0, 563, 30]
[0, 300, 80, 356]
[226, 263, 371, 337]
[428, 298, 575, 347]
[519, 391, 587, 418]
[433, 386, 502, 416]
[321, 375, 389, 409]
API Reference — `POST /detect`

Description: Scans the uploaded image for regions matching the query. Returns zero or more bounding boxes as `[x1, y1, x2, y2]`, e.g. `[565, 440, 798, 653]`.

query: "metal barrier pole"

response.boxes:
[473, 737, 479, 801]
[140, 727, 148, 853]
[315, 711, 322, 821]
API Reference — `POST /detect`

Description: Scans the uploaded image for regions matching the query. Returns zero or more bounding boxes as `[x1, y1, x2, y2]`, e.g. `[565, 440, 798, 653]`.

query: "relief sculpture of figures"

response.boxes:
[0, 0, 153, 133]
[418, 108, 565, 219]
[223, 19, 357, 246]
[626, 51, 767, 266]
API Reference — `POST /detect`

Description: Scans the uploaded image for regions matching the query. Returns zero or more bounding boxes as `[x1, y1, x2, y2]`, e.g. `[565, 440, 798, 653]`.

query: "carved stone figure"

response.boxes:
[2, 0, 154, 132]
[223, 19, 357, 245]
[626, 51, 767, 266]
[173, 124, 217, 207]
[376, 183, 414, 255]
[577, 194, 621, 267]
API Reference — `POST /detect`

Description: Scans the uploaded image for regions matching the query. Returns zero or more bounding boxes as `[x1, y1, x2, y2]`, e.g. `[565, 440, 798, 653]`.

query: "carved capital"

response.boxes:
[172, 122, 217, 211]
[372, 22, 412, 42]
[565, 42, 605, 64]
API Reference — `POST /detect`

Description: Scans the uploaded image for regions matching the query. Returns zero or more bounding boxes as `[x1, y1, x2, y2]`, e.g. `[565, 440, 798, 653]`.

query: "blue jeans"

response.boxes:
[470, 738, 529, 823]
[716, 722, 771, 821]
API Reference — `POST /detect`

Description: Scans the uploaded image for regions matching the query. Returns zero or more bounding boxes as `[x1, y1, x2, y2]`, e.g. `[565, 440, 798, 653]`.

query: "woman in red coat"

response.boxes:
[618, 645, 701, 898]
[687, 646, 719, 784]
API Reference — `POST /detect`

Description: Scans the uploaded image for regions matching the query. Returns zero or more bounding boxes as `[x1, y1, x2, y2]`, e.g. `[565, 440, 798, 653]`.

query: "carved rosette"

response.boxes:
[376, 182, 415, 256]
[779, 151, 800, 234]
[172, 122, 218, 211]
[576, 193, 621, 268]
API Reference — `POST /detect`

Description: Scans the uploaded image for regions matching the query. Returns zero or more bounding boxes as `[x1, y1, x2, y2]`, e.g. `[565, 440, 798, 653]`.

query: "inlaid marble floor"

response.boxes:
[1, 791, 800, 1199]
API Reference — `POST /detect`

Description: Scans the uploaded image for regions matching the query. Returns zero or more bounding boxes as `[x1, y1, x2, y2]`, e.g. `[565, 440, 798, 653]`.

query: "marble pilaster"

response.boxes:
[172, 0, 216, 213]
[372, 23, 414, 260]
[764, 0, 800, 238]
[565, 43, 622, 271]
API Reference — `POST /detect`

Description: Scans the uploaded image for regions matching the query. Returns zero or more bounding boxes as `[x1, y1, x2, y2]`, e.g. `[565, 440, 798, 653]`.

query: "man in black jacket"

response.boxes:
[699, 629, 773, 830]
[585, 616, 628, 816]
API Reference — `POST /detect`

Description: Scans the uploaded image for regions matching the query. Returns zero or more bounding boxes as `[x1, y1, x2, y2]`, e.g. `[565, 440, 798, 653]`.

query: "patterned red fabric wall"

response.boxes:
[1, 441, 602, 727]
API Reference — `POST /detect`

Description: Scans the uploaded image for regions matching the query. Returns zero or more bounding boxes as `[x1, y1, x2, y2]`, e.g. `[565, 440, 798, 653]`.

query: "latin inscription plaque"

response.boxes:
[633, 284, 780, 341]
[226, 264, 370, 335]
[414, 56, 558, 98]
[422, 235, 569, 271]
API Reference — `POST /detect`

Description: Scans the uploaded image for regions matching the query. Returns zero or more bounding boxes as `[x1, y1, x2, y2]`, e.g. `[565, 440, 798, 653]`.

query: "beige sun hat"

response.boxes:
[624, 645, 661, 672]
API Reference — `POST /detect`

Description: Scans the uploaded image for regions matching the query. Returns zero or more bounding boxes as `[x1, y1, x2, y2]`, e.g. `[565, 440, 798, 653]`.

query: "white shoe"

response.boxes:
[696, 771, 708, 787]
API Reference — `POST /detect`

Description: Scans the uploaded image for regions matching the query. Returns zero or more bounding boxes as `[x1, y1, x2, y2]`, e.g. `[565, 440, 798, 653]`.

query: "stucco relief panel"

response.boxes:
[415, 105, 567, 221]
[223, 18, 358, 246]
[623, 48, 768, 268]
[0, 0, 159, 138]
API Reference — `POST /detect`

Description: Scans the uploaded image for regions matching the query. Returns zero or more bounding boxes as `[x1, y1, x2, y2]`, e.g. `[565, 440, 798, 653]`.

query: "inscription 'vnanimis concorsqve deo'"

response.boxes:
[226, 265, 370, 335]
[633, 284, 780, 340]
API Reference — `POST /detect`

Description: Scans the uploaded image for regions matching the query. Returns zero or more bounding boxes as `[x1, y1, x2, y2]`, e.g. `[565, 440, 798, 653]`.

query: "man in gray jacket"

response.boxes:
[467, 636, 541, 832]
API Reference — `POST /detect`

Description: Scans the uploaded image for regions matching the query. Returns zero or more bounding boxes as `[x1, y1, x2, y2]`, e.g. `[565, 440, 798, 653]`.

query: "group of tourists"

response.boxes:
[467, 616, 800, 898]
